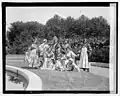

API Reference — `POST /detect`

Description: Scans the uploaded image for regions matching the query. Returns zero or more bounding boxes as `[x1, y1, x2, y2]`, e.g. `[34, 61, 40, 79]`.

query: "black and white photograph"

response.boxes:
[2, 2, 118, 94]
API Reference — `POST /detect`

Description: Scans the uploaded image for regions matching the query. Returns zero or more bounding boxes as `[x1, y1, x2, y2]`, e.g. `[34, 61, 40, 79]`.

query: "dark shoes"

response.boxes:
[80, 68, 89, 72]
[85, 68, 89, 72]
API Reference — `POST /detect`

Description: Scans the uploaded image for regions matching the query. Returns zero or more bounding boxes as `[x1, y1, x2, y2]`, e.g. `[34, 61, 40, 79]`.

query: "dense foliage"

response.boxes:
[6, 14, 110, 63]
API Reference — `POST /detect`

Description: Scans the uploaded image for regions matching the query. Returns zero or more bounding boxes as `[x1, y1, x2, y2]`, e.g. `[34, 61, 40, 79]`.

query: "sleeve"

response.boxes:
[71, 51, 77, 58]
[87, 44, 92, 55]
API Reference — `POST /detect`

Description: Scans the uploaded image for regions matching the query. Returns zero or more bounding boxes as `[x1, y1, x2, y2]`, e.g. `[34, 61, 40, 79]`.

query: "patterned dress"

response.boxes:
[39, 43, 50, 69]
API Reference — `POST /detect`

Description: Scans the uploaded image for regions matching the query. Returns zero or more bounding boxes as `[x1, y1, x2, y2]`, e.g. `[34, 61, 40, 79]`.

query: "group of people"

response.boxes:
[25, 36, 92, 72]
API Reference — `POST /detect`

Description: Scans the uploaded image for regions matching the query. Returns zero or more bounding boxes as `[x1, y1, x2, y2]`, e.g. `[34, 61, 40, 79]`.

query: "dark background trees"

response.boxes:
[6, 14, 110, 63]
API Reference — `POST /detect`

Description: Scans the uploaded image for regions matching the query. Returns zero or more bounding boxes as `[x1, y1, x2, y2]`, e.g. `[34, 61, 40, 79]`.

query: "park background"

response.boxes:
[6, 13, 110, 63]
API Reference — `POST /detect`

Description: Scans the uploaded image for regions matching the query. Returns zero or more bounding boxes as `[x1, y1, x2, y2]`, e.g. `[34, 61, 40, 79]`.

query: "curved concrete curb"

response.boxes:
[6, 65, 42, 90]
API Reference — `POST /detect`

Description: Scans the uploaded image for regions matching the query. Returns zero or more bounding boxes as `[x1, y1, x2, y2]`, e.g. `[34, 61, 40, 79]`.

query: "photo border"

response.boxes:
[2, 2, 118, 94]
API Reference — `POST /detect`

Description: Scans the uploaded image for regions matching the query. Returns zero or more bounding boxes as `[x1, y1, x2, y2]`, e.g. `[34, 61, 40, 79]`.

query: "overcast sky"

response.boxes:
[6, 7, 110, 29]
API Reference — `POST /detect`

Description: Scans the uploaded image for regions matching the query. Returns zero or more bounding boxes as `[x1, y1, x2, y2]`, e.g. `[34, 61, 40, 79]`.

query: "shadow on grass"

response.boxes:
[21, 66, 41, 70]
[21, 67, 36, 69]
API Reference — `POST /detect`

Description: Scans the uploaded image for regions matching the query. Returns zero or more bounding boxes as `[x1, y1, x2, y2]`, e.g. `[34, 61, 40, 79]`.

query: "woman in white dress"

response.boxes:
[79, 43, 90, 72]
[25, 39, 39, 68]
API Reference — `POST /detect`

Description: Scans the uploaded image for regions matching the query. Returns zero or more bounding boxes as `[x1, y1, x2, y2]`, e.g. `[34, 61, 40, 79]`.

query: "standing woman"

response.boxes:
[41, 39, 50, 69]
[79, 39, 92, 72]
[26, 38, 38, 68]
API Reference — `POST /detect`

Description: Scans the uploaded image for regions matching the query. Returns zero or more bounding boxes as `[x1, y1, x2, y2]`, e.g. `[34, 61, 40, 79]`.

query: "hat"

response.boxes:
[43, 39, 47, 42]
[84, 38, 87, 43]
[65, 40, 68, 43]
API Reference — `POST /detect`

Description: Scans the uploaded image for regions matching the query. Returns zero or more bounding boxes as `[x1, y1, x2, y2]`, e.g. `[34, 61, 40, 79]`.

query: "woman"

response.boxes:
[39, 39, 50, 69]
[25, 40, 39, 68]
[79, 42, 91, 72]
[45, 46, 55, 69]
[26, 48, 39, 68]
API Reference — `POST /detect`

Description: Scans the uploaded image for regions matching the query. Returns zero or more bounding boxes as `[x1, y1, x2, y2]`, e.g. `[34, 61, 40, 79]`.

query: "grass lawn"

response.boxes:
[5, 55, 109, 91]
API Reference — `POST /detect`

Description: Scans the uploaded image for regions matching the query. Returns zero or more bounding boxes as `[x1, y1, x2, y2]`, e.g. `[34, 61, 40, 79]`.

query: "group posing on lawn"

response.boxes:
[25, 36, 92, 72]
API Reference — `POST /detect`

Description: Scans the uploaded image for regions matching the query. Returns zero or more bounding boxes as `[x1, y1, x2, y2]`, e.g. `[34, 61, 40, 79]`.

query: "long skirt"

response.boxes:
[79, 52, 89, 68]
[29, 56, 40, 68]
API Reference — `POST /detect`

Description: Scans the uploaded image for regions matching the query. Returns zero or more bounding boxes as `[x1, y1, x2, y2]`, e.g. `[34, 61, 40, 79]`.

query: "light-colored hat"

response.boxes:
[43, 39, 47, 42]
[65, 40, 68, 43]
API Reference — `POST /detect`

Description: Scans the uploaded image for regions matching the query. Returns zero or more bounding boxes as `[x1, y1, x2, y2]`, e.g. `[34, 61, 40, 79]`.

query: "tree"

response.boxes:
[7, 21, 44, 54]
[46, 14, 66, 39]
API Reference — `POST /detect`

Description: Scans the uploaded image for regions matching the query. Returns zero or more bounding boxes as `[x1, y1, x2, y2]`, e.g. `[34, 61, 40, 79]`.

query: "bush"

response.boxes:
[89, 47, 109, 63]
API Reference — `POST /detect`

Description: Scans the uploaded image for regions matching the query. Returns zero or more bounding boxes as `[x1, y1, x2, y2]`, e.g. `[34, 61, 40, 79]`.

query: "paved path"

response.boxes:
[90, 66, 109, 78]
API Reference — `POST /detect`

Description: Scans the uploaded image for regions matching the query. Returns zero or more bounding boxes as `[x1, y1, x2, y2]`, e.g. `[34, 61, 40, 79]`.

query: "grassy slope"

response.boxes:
[6, 55, 109, 90]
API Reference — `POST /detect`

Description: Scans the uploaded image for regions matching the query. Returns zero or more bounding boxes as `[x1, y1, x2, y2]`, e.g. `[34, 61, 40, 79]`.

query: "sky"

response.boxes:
[6, 7, 110, 30]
